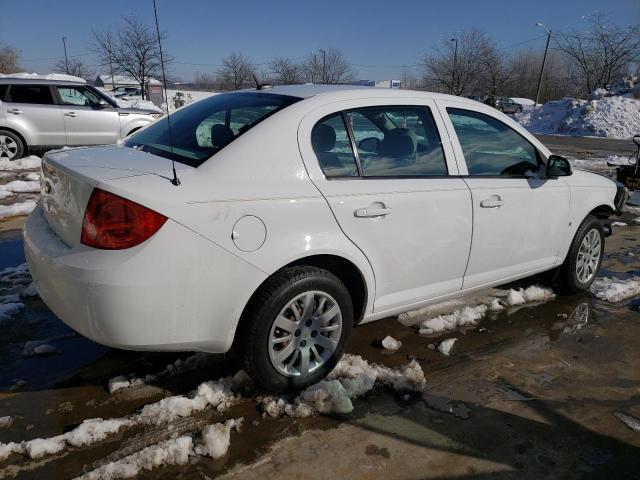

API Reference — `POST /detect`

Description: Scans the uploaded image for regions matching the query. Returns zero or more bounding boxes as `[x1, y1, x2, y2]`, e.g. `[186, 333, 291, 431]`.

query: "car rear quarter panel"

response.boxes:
[105, 108, 376, 329]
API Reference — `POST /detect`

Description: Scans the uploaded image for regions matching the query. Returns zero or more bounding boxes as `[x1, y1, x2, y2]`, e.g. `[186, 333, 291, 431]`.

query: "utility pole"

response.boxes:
[535, 22, 551, 106]
[451, 38, 458, 95]
[62, 36, 69, 74]
[320, 48, 326, 84]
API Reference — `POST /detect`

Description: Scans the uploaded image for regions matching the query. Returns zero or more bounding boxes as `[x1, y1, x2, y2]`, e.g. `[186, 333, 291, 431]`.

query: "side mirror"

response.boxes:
[97, 99, 109, 109]
[546, 155, 572, 177]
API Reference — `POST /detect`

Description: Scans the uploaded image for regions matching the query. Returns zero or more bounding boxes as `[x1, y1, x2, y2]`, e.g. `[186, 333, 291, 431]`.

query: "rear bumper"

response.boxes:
[24, 205, 266, 353]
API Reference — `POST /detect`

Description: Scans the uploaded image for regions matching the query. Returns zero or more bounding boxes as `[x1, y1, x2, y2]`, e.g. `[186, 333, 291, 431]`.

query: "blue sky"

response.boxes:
[3, 0, 639, 81]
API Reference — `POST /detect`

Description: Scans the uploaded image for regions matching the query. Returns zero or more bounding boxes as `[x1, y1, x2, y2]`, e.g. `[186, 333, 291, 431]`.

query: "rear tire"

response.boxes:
[557, 215, 604, 293]
[0, 130, 25, 161]
[240, 266, 353, 393]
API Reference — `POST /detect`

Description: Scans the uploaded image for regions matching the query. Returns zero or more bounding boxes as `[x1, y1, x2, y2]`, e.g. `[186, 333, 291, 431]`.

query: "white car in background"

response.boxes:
[0, 78, 162, 159]
[24, 85, 626, 391]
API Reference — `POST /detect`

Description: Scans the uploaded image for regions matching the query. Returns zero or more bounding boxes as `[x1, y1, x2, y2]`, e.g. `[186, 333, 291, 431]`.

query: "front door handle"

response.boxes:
[64, 112, 78, 117]
[480, 197, 505, 208]
[6, 108, 22, 114]
[354, 203, 392, 218]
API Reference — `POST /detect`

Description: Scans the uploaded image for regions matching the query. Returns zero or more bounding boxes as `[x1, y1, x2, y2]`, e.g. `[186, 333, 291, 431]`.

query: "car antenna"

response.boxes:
[152, 0, 180, 186]
[252, 74, 272, 91]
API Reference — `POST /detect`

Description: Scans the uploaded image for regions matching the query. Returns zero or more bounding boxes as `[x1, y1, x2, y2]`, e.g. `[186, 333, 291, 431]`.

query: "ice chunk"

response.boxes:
[437, 338, 457, 356]
[419, 305, 487, 335]
[381, 335, 402, 350]
[613, 412, 640, 432]
[195, 418, 243, 459]
[0, 416, 13, 429]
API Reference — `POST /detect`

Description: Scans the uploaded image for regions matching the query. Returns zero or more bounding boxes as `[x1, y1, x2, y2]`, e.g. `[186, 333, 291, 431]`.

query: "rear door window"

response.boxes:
[312, 113, 358, 177]
[346, 106, 447, 176]
[6, 85, 54, 104]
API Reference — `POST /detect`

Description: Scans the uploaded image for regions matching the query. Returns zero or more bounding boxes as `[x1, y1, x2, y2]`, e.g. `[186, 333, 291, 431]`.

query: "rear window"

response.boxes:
[125, 92, 301, 167]
[7, 85, 54, 104]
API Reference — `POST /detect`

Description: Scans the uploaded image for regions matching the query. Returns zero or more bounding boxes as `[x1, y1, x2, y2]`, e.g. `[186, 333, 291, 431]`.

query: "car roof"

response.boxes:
[0, 78, 86, 86]
[249, 84, 479, 106]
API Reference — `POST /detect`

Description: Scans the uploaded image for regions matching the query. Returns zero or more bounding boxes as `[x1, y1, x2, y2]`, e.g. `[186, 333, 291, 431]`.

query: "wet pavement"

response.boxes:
[0, 142, 639, 479]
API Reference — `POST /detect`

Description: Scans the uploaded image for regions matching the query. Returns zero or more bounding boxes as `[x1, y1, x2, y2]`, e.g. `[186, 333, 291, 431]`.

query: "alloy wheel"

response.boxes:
[0, 135, 18, 160]
[268, 290, 342, 377]
[576, 228, 601, 283]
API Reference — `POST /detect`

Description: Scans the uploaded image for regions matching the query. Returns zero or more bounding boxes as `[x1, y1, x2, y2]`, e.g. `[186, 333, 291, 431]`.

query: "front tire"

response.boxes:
[557, 215, 604, 293]
[240, 266, 353, 392]
[0, 130, 25, 161]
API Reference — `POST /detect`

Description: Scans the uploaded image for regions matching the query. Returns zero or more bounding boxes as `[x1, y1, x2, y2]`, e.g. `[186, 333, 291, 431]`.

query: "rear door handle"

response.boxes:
[354, 205, 392, 218]
[480, 199, 504, 208]
[6, 108, 22, 114]
[64, 112, 78, 117]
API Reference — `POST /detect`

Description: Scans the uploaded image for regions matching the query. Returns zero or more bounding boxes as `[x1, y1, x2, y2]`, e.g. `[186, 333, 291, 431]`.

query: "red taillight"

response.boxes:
[81, 188, 167, 250]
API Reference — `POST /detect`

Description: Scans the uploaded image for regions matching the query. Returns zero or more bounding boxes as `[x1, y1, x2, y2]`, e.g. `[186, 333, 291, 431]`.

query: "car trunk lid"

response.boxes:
[40, 145, 191, 247]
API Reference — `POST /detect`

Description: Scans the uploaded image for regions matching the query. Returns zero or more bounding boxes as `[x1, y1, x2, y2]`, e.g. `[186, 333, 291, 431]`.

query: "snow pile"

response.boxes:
[591, 276, 640, 303]
[0, 155, 41, 171]
[0, 200, 37, 219]
[0, 374, 244, 462]
[0, 263, 34, 323]
[516, 92, 640, 139]
[419, 305, 488, 335]
[259, 354, 425, 418]
[510, 97, 537, 110]
[75, 418, 243, 480]
[0, 180, 40, 194]
[381, 335, 402, 351]
[0, 72, 86, 83]
[107, 352, 211, 393]
[403, 285, 556, 336]
[437, 338, 457, 356]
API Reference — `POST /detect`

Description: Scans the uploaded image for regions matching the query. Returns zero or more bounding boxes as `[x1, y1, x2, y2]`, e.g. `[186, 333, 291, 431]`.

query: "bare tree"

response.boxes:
[92, 15, 170, 96]
[478, 43, 514, 96]
[0, 45, 20, 74]
[423, 30, 495, 96]
[269, 57, 304, 85]
[53, 57, 92, 79]
[400, 66, 418, 90]
[217, 52, 254, 90]
[303, 48, 355, 84]
[555, 12, 640, 95]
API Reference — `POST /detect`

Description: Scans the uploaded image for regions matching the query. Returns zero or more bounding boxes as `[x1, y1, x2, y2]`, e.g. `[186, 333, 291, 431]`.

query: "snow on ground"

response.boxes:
[0, 155, 41, 171]
[612, 222, 628, 227]
[259, 353, 425, 418]
[0, 371, 246, 462]
[0, 200, 37, 219]
[591, 276, 640, 303]
[510, 97, 537, 110]
[437, 338, 457, 356]
[613, 412, 640, 432]
[516, 92, 640, 139]
[0, 263, 33, 323]
[399, 285, 556, 336]
[75, 418, 243, 480]
[381, 335, 402, 351]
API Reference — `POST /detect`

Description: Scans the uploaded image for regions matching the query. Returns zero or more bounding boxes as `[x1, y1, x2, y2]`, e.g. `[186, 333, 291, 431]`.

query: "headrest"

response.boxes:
[312, 124, 337, 152]
[379, 128, 417, 157]
[210, 124, 235, 149]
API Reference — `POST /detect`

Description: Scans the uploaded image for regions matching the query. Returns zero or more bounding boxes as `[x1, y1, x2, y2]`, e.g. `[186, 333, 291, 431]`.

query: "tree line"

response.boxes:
[1, 11, 638, 102]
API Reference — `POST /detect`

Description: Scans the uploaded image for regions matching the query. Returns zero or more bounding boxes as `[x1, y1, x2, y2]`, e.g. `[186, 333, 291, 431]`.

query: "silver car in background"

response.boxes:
[0, 78, 162, 160]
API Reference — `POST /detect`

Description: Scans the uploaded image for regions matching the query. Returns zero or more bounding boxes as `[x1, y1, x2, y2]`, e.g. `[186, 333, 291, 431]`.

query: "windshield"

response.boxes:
[125, 92, 301, 167]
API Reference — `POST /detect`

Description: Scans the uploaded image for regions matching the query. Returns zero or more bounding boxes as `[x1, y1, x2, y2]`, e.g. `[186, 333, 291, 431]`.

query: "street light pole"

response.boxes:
[451, 38, 458, 95]
[62, 36, 70, 74]
[535, 22, 551, 107]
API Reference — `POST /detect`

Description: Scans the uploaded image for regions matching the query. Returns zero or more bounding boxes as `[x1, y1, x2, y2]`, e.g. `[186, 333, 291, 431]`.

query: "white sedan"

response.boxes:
[24, 85, 626, 391]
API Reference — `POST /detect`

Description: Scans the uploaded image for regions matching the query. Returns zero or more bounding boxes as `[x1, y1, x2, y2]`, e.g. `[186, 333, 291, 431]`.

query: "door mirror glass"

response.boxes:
[546, 155, 572, 177]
